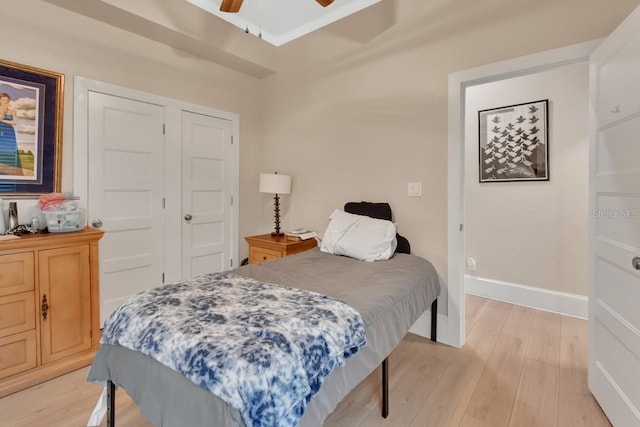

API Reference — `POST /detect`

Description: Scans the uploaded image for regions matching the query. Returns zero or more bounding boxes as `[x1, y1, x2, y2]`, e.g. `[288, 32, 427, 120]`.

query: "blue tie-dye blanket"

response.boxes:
[101, 272, 367, 427]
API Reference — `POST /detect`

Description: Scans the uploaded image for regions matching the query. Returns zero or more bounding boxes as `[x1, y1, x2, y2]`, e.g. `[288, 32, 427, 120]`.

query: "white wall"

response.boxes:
[464, 63, 589, 296]
[1, 0, 636, 323]
[258, 0, 637, 320]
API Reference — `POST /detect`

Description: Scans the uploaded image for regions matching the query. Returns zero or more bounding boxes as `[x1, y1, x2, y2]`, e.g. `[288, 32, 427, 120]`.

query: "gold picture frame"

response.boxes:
[0, 59, 64, 196]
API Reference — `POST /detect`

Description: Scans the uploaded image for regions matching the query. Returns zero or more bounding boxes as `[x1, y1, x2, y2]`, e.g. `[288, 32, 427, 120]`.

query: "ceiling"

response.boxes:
[185, 0, 383, 46]
[42, 0, 394, 78]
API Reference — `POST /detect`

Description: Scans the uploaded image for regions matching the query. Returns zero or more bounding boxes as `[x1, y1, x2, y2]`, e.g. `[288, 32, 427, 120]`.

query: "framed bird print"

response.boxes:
[478, 99, 549, 183]
[0, 59, 64, 196]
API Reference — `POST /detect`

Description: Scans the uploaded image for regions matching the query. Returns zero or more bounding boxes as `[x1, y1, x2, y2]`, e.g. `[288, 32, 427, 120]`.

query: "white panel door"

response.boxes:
[181, 111, 233, 278]
[589, 5, 640, 426]
[88, 91, 165, 324]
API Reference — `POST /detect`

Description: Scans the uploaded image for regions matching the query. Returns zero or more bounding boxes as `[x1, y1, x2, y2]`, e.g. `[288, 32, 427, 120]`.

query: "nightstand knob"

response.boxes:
[184, 214, 193, 221]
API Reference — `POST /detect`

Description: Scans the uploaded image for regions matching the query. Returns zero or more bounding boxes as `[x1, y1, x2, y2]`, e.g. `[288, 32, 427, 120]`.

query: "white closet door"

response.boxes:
[589, 5, 640, 426]
[181, 111, 233, 278]
[87, 91, 165, 324]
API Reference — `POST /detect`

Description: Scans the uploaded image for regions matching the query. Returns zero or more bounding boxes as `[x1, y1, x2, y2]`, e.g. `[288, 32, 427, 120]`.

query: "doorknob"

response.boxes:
[92, 219, 103, 228]
[184, 214, 193, 221]
[633, 257, 640, 270]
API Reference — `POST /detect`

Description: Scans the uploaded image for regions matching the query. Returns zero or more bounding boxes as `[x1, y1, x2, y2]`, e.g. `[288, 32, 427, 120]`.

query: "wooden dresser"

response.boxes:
[0, 227, 103, 397]
[245, 234, 317, 264]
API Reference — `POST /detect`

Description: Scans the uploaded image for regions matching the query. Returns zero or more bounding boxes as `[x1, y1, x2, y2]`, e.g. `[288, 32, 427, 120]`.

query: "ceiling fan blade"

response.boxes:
[316, 0, 335, 6]
[220, 0, 243, 13]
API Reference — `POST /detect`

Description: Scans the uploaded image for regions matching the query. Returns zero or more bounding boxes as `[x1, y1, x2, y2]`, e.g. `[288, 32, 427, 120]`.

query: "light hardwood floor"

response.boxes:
[0, 295, 611, 427]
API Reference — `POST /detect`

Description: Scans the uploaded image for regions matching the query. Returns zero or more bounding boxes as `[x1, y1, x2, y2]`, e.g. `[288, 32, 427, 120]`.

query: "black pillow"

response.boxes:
[343, 201, 392, 221]
[343, 202, 411, 254]
[395, 234, 411, 255]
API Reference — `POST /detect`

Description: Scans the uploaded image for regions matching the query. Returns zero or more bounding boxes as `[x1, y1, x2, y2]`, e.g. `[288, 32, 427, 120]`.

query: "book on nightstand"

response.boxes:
[285, 229, 317, 241]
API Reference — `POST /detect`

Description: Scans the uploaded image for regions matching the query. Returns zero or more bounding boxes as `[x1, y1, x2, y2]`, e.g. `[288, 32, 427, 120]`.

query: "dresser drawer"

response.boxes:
[0, 292, 36, 338]
[0, 330, 37, 379]
[0, 253, 35, 297]
[249, 246, 282, 264]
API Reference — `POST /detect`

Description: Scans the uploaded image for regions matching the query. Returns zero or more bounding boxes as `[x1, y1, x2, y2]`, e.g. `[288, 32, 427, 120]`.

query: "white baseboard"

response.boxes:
[465, 275, 588, 319]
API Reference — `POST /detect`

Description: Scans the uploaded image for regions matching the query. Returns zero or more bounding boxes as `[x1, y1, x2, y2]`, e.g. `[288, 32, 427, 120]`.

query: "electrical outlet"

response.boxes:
[466, 257, 476, 272]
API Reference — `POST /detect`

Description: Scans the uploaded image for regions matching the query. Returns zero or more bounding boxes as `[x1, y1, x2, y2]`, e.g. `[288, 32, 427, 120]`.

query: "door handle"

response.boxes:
[92, 219, 103, 228]
[633, 257, 640, 270]
[184, 214, 193, 221]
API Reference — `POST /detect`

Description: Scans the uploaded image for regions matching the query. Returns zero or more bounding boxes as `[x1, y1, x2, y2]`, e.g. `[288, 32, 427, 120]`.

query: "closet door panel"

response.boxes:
[87, 91, 165, 324]
[181, 111, 233, 277]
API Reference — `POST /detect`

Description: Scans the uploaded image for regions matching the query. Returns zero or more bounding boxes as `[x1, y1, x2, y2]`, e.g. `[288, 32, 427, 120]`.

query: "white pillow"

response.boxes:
[320, 209, 397, 262]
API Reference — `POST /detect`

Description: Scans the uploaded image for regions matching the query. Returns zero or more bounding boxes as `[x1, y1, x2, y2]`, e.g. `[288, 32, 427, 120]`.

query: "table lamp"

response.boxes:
[259, 172, 291, 236]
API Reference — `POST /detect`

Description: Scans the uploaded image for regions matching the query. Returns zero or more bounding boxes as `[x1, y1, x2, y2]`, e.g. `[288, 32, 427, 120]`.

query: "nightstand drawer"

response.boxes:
[0, 253, 35, 297]
[0, 292, 36, 338]
[249, 246, 282, 264]
[0, 330, 37, 379]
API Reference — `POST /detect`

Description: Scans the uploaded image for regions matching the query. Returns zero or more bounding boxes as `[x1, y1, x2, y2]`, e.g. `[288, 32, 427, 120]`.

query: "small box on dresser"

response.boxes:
[0, 227, 103, 397]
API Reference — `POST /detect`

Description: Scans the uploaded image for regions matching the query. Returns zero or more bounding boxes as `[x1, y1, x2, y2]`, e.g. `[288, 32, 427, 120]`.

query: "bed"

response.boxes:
[87, 203, 441, 427]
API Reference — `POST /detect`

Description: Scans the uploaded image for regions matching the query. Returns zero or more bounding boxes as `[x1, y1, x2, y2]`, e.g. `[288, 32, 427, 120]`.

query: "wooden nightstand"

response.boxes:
[245, 234, 317, 264]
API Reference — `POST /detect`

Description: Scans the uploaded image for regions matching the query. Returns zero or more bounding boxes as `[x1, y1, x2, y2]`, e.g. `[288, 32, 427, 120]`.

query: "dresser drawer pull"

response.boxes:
[41, 295, 49, 320]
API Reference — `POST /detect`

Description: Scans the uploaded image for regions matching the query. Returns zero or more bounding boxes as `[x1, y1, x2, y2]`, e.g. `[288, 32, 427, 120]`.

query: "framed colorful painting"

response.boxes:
[478, 99, 549, 183]
[0, 59, 63, 196]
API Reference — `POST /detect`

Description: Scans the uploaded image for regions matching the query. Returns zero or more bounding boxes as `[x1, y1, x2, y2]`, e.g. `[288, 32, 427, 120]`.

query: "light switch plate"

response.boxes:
[408, 182, 422, 197]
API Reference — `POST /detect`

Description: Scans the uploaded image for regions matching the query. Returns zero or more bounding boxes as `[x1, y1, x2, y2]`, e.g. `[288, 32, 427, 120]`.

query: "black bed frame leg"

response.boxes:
[107, 380, 116, 427]
[381, 357, 389, 418]
[378, 299, 437, 420]
[430, 298, 438, 342]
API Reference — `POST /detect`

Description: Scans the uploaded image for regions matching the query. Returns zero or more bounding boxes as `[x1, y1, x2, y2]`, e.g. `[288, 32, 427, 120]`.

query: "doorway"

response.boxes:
[446, 40, 600, 347]
[463, 64, 590, 321]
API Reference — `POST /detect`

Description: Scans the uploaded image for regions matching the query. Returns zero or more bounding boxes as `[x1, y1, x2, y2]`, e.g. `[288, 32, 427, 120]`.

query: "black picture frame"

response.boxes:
[478, 99, 549, 183]
[0, 59, 64, 196]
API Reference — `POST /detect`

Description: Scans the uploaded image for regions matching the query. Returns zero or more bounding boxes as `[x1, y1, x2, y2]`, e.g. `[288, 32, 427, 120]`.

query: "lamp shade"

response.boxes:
[259, 173, 291, 194]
